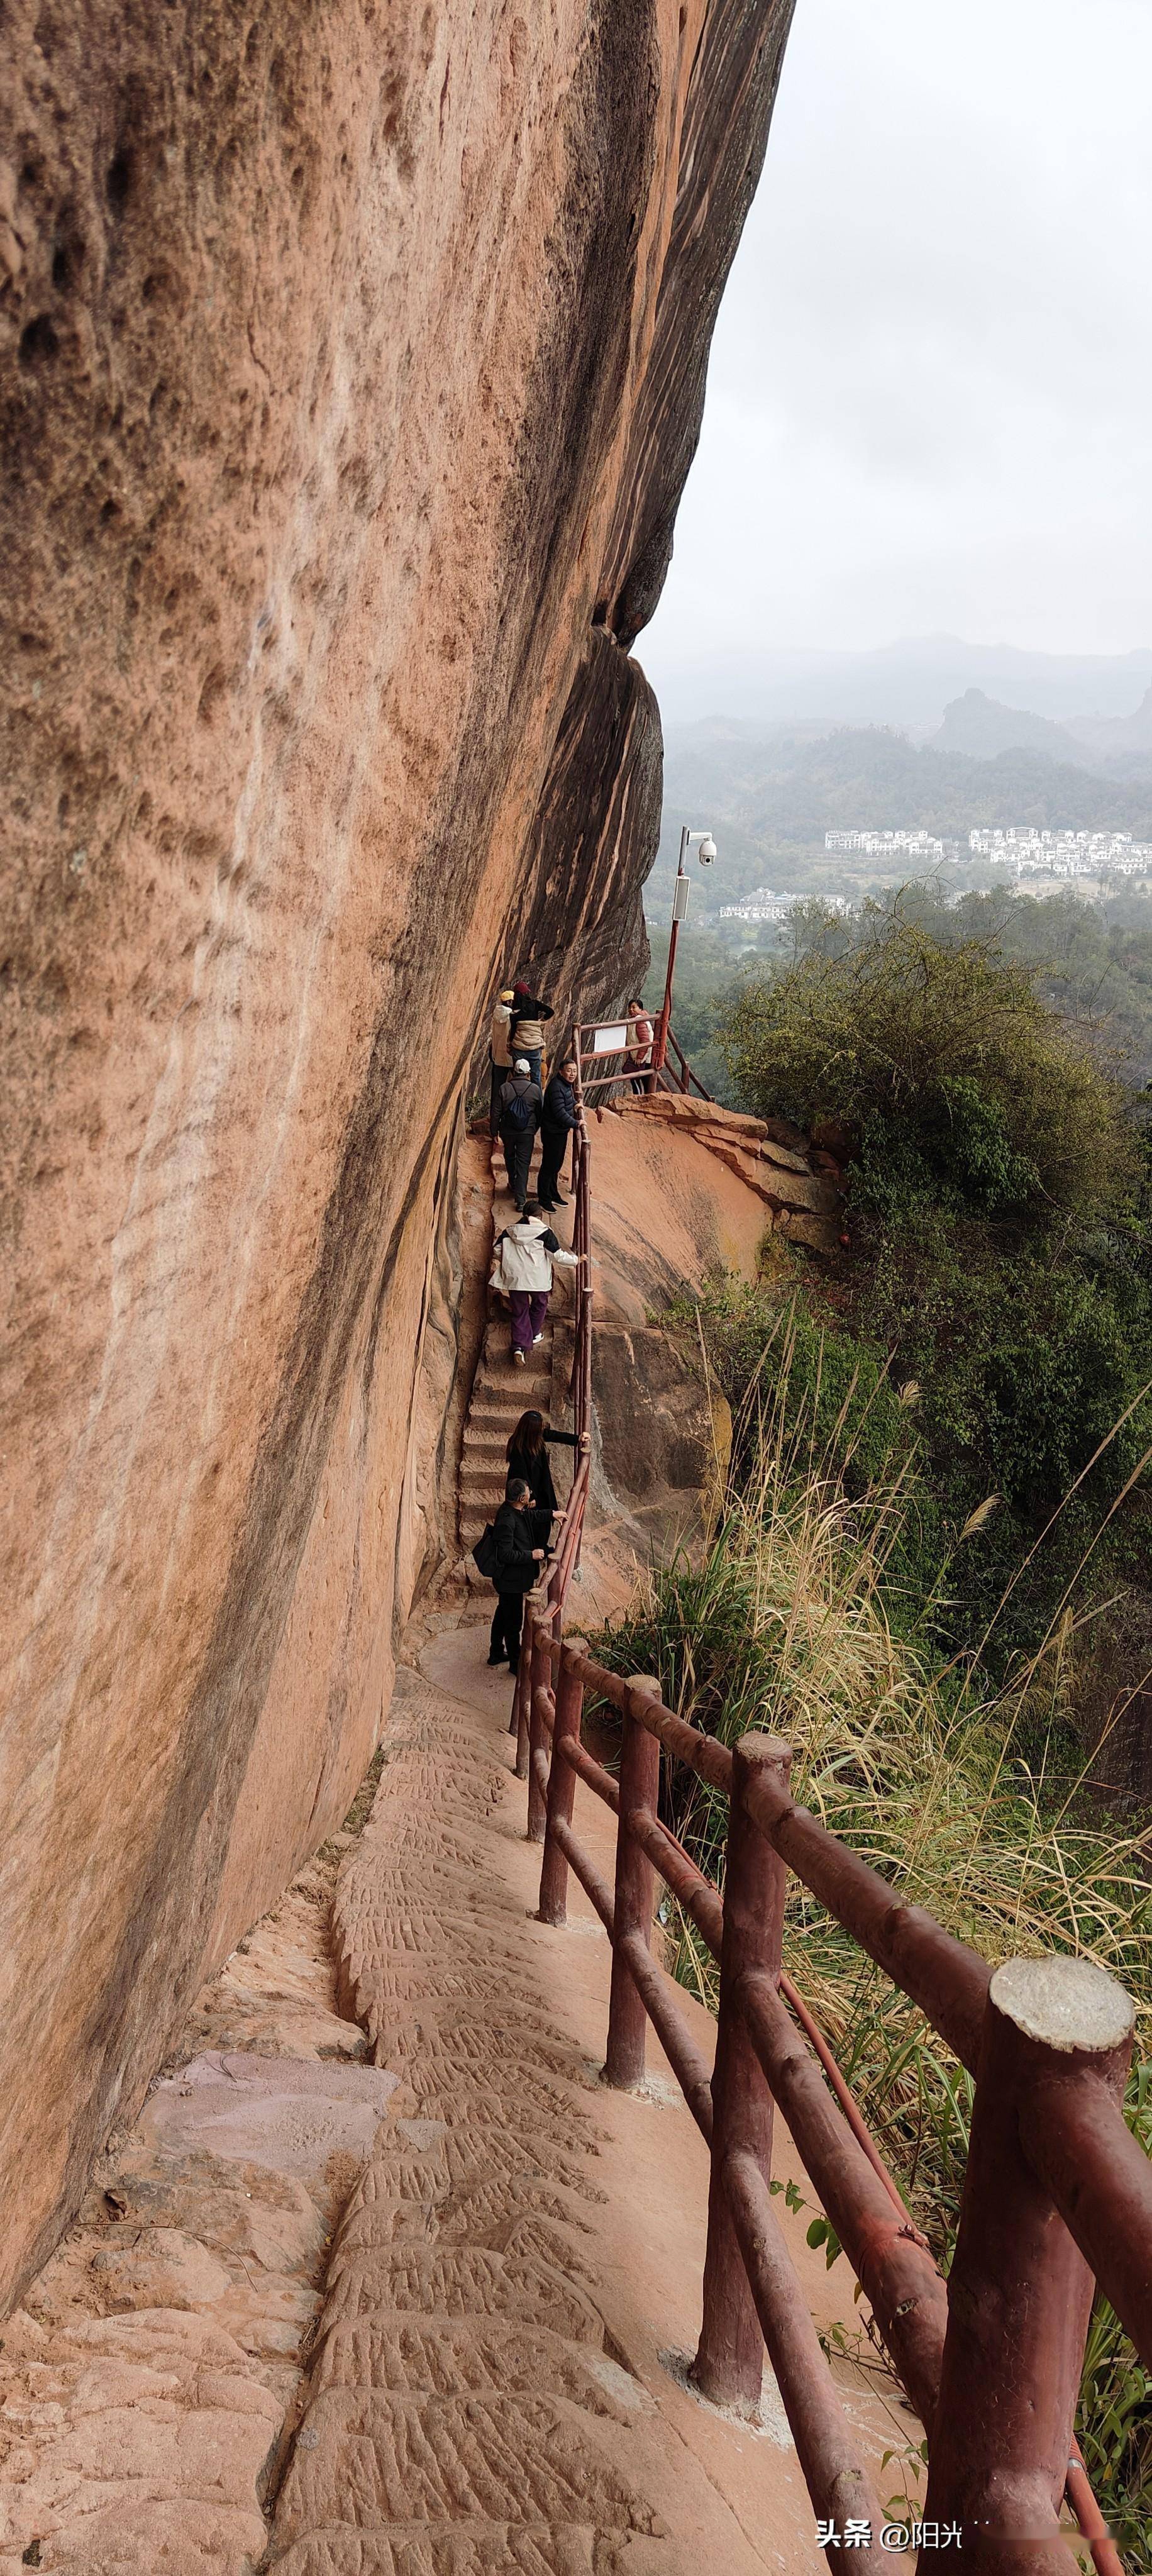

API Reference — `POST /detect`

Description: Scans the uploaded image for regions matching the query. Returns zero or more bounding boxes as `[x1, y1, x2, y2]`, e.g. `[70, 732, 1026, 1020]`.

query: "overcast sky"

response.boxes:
[642, 0, 1152, 708]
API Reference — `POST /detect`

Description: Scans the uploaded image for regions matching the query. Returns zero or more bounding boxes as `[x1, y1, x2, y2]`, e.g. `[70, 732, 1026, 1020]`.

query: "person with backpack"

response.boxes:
[489, 987, 516, 1136]
[497, 1057, 542, 1209]
[509, 982, 553, 1087]
[505, 1407, 589, 1552]
[538, 1057, 579, 1210]
[482, 1479, 545, 1667]
[489, 1202, 581, 1362]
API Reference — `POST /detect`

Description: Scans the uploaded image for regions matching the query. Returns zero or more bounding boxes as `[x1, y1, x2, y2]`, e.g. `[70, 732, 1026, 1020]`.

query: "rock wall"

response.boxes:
[0, 0, 795, 2301]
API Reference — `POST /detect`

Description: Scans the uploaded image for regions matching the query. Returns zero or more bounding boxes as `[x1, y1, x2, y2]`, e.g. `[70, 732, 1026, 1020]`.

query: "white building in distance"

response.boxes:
[825, 830, 961, 862]
[968, 828, 1152, 877]
[718, 887, 791, 923]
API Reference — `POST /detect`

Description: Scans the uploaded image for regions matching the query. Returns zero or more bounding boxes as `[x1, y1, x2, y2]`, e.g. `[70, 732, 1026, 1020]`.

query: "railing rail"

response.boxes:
[523, 1628, 1141, 2573]
[573, 1011, 712, 1105]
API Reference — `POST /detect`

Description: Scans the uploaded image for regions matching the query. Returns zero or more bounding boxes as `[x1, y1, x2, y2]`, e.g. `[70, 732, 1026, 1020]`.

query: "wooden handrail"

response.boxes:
[508, 1020, 1134, 2568]
[526, 1628, 1140, 2567]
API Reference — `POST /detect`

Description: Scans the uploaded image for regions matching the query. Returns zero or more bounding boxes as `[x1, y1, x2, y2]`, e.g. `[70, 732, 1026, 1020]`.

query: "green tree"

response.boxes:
[721, 907, 1135, 1218]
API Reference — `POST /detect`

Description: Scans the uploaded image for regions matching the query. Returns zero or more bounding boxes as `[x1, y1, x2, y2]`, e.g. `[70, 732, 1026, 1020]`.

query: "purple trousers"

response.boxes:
[509, 1289, 548, 1353]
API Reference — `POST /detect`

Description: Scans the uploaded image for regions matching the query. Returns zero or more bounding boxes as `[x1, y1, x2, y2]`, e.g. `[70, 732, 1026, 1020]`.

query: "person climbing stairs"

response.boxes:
[457, 1117, 579, 1558]
[458, 1318, 557, 1555]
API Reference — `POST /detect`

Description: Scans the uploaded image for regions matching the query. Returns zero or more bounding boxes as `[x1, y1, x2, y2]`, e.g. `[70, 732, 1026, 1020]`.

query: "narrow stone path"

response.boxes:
[263, 1658, 787, 2575]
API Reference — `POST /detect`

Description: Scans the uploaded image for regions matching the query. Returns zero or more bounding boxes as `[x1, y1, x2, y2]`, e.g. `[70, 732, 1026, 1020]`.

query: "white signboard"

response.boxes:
[590, 1024, 629, 1054]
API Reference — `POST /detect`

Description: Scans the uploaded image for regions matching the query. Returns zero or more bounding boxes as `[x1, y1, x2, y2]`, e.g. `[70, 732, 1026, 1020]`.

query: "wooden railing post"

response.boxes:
[604, 1679, 662, 2089]
[922, 1954, 1135, 2570]
[692, 1732, 792, 2413]
[526, 1606, 553, 1843]
[538, 1645, 585, 1926]
[512, 1614, 533, 1781]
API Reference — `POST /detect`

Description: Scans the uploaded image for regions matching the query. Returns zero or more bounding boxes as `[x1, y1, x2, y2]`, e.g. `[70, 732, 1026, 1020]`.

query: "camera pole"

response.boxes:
[654, 825, 714, 1077]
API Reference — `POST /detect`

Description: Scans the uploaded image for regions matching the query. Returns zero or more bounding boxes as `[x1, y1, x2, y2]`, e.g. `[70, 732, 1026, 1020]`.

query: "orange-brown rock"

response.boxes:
[0, 2, 795, 2302]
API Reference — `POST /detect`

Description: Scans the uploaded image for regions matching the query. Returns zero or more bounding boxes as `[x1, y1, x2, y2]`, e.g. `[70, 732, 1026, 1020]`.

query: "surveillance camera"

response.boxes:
[699, 835, 717, 865]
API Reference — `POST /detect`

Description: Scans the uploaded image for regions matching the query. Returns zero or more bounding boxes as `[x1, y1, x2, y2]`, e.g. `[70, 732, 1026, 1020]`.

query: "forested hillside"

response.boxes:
[660, 723, 1152, 862]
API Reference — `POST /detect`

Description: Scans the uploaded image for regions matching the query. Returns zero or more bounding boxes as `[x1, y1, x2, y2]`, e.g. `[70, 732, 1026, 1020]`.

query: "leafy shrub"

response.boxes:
[721, 908, 1135, 1218]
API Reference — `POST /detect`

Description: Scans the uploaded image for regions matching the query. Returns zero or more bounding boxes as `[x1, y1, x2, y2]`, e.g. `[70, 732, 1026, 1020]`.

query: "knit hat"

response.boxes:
[499, 988, 515, 1004]
[513, 1057, 530, 1074]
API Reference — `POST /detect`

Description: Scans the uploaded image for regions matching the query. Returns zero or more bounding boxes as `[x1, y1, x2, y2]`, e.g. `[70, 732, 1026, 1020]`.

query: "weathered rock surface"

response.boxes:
[0, 1824, 387, 2573]
[0, 0, 795, 2299]
[615, 1095, 846, 1245]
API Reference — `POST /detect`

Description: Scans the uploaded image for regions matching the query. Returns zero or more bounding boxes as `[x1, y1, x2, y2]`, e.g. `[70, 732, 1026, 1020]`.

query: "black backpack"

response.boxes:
[472, 1523, 501, 1580]
[502, 1087, 536, 1131]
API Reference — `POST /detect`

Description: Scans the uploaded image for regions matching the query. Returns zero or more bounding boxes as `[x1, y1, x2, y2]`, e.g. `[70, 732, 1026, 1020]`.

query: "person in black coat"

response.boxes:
[487, 1481, 545, 1667]
[538, 1058, 579, 1210]
[497, 1059, 543, 1211]
[505, 1407, 581, 1553]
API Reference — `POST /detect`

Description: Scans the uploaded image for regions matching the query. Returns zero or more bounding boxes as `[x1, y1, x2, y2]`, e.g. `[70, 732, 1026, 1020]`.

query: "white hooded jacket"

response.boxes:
[492, 1215, 579, 1294]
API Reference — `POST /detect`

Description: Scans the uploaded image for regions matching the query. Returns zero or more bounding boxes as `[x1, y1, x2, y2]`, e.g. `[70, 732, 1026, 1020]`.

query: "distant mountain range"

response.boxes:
[933, 686, 1152, 777]
[650, 634, 1152, 730]
[657, 717, 1152, 877]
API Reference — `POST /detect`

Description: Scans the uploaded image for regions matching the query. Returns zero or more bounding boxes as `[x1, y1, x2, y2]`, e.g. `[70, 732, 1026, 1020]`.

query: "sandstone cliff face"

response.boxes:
[0, 0, 794, 2301]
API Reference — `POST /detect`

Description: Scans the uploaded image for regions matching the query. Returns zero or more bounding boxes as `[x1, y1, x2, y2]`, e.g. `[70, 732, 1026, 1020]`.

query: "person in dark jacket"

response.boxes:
[487, 1480, 545, 1667]
[538, 1058, 579, 1211]
[497, 1058, 543, 1209]
[509, 982, 553, 1087]
[489, 987, 516, 1136]
[506, 1407, 585, 1552]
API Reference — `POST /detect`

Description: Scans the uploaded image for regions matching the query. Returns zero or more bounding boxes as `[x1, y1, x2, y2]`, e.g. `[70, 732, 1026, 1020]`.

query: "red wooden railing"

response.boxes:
[523, 1638, 1144, 2571]
[506, 1009, 1139, 2567]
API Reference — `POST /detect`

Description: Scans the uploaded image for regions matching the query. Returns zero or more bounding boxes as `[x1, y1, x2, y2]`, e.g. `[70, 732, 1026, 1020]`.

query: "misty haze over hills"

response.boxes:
[648, 636, 1152, 917]
[651, 645, 1152, 924]
[655, 635, 1152, 731]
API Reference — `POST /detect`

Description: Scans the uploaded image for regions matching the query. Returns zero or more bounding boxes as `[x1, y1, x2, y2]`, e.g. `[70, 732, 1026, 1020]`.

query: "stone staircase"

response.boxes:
[458, 1321, 555, 1552]
[457, 1124, 575, 1557]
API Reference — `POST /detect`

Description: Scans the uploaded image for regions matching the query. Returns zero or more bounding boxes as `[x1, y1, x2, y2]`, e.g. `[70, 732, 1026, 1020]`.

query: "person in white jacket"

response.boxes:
[491, 1204, 582, 1363]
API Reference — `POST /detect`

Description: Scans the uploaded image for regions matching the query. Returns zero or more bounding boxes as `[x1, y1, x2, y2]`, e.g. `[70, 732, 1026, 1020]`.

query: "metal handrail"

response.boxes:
[573, 1013, 712, 1106]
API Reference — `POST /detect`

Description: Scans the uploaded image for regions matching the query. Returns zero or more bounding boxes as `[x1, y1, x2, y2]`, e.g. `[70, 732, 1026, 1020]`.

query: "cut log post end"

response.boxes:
[990, 1954, 1135, 2057]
